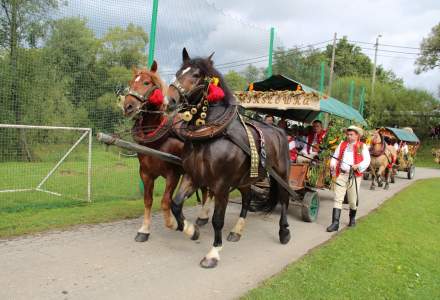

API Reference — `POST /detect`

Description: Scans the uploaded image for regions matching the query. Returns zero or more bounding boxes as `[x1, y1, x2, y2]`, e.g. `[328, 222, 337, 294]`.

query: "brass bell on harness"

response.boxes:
[195, 118, 205, 126]
[181, 111, 193, 122]
[203, 100, 209, 106]
[190, 107, 198, 115]
[200, 112, 207, 119]
[202, 106, 208, 112]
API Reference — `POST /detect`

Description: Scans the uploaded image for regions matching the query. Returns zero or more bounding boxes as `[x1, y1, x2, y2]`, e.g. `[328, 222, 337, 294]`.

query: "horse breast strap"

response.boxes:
[176, 105, 237, 140]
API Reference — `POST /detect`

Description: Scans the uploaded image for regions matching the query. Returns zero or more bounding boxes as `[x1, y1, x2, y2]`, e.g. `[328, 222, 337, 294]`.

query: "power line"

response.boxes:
[359, 46, 420, 56]
[345, 39, 421, 50]
[162, 40, 332, 75]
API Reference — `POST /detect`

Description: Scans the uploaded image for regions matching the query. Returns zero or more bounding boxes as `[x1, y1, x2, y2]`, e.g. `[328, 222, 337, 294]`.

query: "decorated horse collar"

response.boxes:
[370, 140, 386, 157]
[177, 76, 225, 127]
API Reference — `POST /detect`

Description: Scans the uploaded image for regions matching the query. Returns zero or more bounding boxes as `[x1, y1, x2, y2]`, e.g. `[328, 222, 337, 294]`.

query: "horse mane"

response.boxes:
[181, 57, 235, 105]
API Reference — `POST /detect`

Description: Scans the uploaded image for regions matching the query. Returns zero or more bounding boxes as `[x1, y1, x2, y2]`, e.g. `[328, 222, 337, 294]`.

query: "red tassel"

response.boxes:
[206, 83, 225, 102]
[149, 89, 164, 106]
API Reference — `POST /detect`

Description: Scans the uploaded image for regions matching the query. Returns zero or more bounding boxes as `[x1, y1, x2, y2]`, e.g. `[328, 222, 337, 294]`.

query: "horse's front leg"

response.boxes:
[384, 167, 390, 190]
[196, 187, 212, 227]
[370, 168, 376, 190]
[377, 165, 385, 188]
[161, 172, 180, 230]
[200, 191, 228, 269]
[171, 174, 200, 240]
[227, 186, 251, 242]
[135, 170, 154, 242]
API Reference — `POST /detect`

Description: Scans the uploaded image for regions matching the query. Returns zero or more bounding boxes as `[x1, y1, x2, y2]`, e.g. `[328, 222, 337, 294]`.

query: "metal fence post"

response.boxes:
[148, 0, 159, 68]
[267, 27, 275, 77]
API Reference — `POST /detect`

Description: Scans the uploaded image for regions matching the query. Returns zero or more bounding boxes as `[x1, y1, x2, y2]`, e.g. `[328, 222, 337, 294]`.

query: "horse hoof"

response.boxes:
[134, 232, 150, 242]
[279, 229, 291, 245]
[200, 257, 218, 269]
[227, 232, 241, 242]
[370, 186, 375, 190]
[196, 217, 209, 227]
[191, 225, 200, 241]
[384, 185, 390, 190]
[378, 183, 383, 188]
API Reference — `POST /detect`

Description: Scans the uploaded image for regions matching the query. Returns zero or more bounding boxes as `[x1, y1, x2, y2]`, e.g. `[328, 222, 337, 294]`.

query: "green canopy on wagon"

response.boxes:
[240, 74, 367, 126]
[384, 127, 420, 143]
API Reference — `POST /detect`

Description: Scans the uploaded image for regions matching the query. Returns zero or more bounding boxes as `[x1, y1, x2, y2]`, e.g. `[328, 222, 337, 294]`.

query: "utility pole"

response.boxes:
[371, 34, 382, 98]
[327, 32, 337, 97]
[324, 32, 337, 127]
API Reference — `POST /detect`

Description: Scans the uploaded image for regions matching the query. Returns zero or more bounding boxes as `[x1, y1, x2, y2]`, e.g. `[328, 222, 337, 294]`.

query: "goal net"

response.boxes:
[0, 124, 92, 207]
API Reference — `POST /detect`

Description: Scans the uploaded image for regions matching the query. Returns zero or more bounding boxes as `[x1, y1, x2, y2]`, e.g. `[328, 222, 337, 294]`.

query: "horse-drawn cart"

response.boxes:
[378, 127, 420, 180]
[236, 75, 367, 222]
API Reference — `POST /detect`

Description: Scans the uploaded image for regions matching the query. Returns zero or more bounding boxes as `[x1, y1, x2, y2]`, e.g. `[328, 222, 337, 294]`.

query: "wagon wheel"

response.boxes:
[407, 165, 415, 180]
[301, 191, 320, 222]
[363, 172, 370, 180]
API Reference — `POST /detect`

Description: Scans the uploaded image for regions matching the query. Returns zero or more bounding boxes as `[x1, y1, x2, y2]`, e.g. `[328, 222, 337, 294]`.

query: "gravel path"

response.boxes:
[1, 167, 439, 300]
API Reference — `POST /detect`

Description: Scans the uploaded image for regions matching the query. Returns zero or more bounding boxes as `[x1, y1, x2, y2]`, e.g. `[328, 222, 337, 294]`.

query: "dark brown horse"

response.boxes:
[166, 48, 291, 268]
[122, 61, 211, 242]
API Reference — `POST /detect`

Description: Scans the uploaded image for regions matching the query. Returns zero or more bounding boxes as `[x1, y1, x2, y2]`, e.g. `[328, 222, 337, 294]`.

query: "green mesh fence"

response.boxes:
[0, 0, 276, 209]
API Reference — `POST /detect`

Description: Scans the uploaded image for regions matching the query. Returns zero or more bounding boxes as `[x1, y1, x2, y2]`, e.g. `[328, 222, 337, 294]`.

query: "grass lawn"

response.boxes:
[0, 145, 240, 238]
[244, 178, 440, 300]
[0, 146, 197, 238]
[415, 139, 440, 169]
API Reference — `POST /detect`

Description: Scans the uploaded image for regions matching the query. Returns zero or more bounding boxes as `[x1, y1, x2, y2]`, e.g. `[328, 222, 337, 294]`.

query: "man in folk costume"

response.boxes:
[327, 125, 371, 232]
[297, 120, 327, 163]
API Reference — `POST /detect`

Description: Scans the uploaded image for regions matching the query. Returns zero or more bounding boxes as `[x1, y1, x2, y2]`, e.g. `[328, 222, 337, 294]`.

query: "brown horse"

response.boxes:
[166, 48, 291, 268]
[369, 131, 397, 190]
[122, 61, 211, 242]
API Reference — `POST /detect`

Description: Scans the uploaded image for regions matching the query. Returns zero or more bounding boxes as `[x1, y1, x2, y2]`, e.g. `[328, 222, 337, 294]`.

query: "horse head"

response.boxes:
[371, 131, 383, 145]
[166, 48, 233, 109]
[121, 61, 166, 119]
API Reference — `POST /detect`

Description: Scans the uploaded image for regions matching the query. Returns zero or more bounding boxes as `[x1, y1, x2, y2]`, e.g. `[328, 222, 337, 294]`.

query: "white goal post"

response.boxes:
[0, 124, 92, 202]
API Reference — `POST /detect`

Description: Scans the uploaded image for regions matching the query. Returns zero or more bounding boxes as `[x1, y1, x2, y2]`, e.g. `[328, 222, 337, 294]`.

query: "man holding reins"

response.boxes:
[327, 125, 371, 232]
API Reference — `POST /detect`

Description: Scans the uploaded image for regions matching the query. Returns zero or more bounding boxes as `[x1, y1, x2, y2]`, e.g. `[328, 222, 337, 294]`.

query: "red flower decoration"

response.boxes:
[206, 83, 225, 102]
[149, 89, 164, 106]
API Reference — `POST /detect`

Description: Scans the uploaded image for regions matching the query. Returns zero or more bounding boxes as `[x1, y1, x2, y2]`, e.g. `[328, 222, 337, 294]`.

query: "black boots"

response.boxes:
[348, 209, 357, 227]
[326, 208, 341, 232]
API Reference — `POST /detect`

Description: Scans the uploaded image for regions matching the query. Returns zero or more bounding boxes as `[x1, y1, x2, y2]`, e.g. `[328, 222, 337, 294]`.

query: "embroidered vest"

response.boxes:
[336, 141, 364, 177]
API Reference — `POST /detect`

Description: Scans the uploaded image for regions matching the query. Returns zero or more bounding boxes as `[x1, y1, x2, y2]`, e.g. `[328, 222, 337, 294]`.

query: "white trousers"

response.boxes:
[333, 173, 362, 210]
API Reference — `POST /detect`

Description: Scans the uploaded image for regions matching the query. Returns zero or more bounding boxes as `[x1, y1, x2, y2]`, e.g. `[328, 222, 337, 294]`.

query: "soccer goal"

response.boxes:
[0, 124, 92, 202]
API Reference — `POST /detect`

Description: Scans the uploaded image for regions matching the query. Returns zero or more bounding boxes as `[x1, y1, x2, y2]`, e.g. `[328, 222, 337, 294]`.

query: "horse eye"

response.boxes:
[143, 81, 150, 86]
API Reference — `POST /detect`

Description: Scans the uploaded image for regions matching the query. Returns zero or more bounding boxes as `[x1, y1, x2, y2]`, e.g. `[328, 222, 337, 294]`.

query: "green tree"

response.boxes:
[0, 0, 61, 160]
[323, 37, 372, 78]
[44, 17, 102, 107]
[416, 22, 440, 73]
[242, 64, 263, 83]
[100, 23, 148, 69]
[224, 70, 247, 91]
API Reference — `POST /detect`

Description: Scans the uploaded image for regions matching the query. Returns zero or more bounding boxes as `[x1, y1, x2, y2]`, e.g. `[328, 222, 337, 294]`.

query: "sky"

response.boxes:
[60, 0, 440, 96]
[210, 0, 440, 96]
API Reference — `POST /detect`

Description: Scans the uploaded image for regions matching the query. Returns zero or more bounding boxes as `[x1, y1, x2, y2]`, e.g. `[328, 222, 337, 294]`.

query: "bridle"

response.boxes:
[119, 83, 164, 116]
[169, 74, 211, 109]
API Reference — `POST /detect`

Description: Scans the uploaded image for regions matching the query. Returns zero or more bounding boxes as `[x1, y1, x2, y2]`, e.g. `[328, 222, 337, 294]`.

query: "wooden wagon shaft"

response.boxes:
[96, 132, 182, 166]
